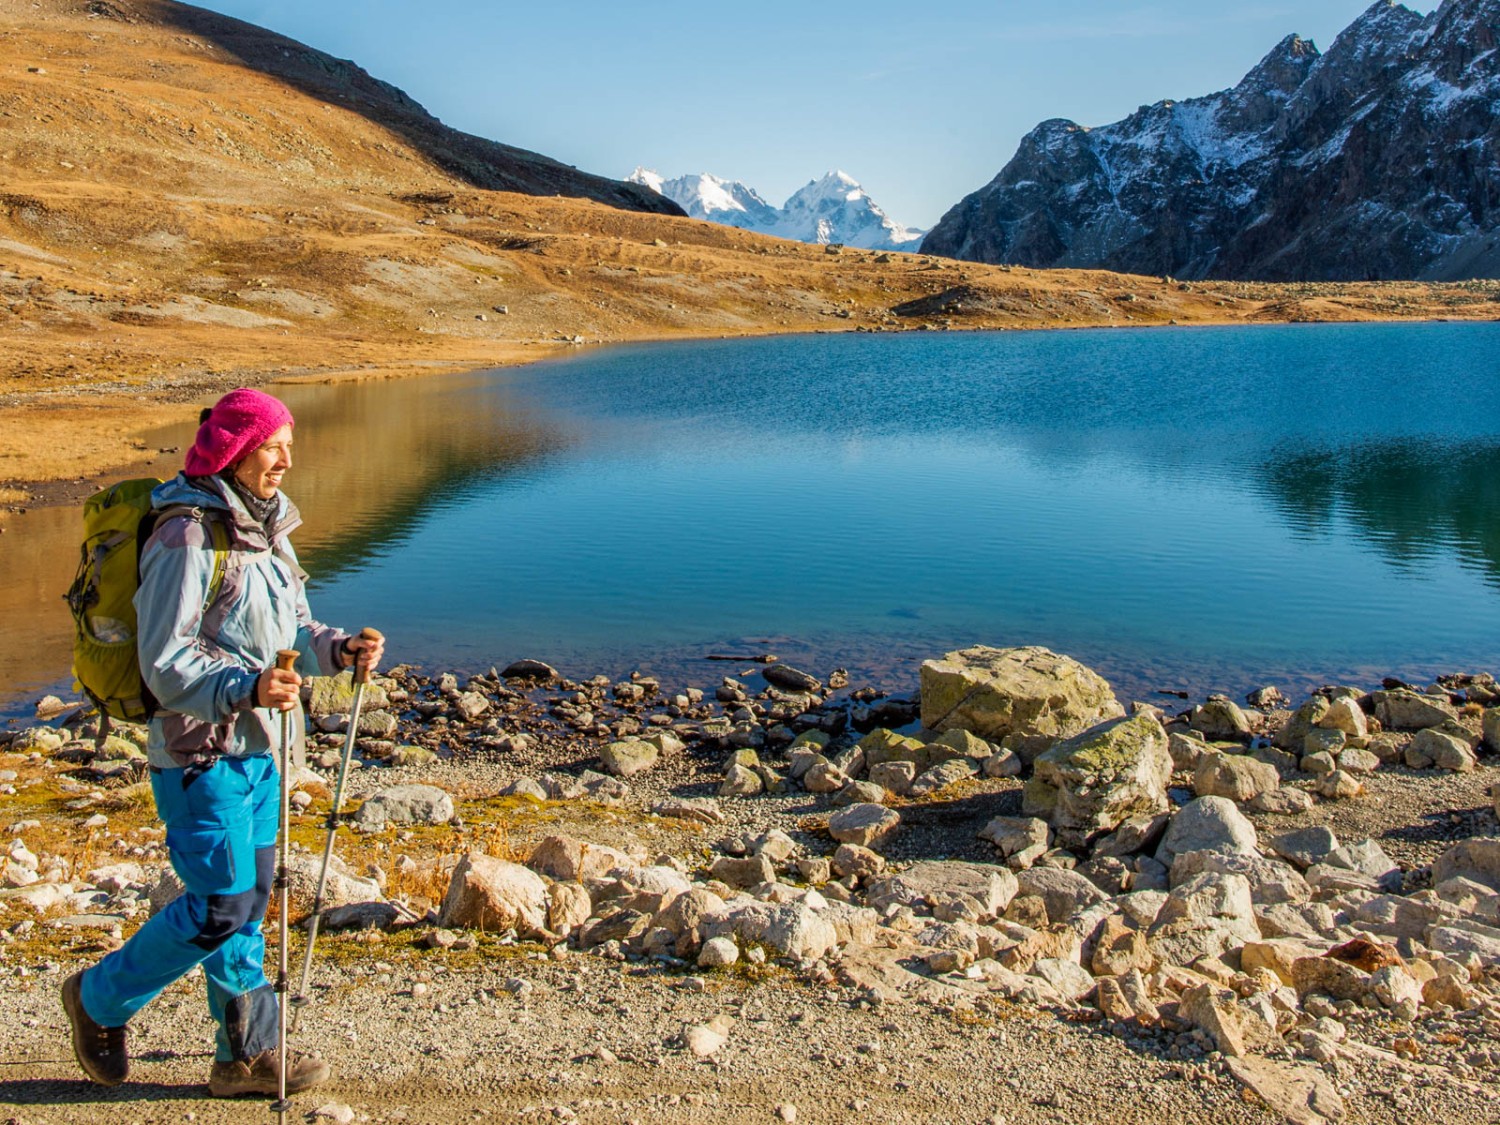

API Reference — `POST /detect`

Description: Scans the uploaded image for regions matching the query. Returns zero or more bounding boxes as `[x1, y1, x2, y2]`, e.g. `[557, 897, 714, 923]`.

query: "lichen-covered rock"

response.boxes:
[908, 758, 976, 797]
[437, 853, 548, 936]
[306, 671, 390, 718]
[1484, 707, 1500, 753]
[351, 784, 454, 830]
[919, 646, 1123, 751]
[599, 739, 659, 777]
[1189, 698, 1252, 741]
[1029, 713, 1171, 849]
[1193, 752, 1280, 801]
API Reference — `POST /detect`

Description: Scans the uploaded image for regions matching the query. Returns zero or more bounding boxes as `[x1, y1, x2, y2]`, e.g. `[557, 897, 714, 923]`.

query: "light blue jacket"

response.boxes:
[135, 474, 348, 769]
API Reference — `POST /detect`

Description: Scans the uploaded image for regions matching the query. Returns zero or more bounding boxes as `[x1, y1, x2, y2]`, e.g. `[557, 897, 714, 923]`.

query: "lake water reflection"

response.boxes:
[3, 322, 1498, 713]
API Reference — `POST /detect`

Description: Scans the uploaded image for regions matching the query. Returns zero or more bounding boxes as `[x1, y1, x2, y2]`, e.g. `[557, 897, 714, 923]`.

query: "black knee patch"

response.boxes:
[190, 845, 274, 951]
[191, 886, 260, 951]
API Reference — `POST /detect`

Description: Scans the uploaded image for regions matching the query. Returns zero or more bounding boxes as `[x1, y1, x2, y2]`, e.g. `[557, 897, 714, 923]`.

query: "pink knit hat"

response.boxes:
[184, 388, 295, 476]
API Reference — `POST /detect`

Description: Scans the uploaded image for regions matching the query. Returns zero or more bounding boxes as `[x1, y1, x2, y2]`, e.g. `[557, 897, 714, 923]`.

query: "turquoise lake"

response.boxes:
[4, 322, 1499, 712]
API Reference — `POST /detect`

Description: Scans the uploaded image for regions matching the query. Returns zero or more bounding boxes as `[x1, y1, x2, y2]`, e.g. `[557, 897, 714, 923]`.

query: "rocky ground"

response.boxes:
[2, 647, 1499, 1125]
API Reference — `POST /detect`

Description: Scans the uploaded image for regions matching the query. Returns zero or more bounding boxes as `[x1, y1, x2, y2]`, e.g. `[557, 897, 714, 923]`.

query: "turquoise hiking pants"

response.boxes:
[81, 752, 281, 1062]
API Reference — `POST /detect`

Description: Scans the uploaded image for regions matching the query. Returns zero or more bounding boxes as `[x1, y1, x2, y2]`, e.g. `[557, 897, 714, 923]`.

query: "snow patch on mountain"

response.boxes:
[921, 0, 1500, 280]
[628, 167, 923, 251]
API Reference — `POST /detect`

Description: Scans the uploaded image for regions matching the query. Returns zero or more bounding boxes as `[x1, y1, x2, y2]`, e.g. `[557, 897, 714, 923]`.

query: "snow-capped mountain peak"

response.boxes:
[628, 166, 923, 251]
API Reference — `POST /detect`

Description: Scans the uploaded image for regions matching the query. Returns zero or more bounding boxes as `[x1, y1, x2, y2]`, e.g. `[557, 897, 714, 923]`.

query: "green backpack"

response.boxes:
[64, 478, 229, 726]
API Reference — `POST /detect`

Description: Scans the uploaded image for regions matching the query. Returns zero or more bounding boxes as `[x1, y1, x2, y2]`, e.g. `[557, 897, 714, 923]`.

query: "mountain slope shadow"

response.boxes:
[112, 0, 683, 216]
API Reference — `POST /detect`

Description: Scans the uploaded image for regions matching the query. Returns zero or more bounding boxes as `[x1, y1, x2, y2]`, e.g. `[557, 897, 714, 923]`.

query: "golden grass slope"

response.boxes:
[1, 0, 1497, 497]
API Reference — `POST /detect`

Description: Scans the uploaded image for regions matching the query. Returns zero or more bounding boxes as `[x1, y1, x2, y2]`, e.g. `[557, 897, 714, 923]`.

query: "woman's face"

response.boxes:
[233, 424, 293, 500]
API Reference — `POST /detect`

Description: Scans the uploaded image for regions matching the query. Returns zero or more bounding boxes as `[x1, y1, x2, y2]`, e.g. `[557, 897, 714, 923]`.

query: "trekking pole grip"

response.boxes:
[275, 649, 299, 673]
[353, 627, 383, 685]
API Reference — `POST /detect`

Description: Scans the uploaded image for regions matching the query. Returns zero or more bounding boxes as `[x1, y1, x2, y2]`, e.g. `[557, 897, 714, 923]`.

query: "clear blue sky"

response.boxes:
[190, 0, 1436, 229]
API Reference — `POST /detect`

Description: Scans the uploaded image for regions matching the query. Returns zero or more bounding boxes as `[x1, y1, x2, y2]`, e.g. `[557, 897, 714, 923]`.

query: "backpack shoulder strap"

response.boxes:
[147, 504, 231, 614]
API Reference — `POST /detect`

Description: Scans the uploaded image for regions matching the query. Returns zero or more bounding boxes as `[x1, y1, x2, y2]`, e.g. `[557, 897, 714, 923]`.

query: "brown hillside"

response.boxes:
[1, 0, 1497, 503]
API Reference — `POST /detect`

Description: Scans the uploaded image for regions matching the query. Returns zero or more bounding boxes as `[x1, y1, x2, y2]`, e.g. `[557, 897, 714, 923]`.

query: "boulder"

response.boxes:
[709, 855, 776, 889]
[1180, 983, 1280, 1057]
[1370, 689, 1458, 731]
[437, 853, 549, 937]
[599, 739, 659, 777]
[1273, 697, 1330, 752]
[1316, 696, 1368, 738]
[350, 785, 454, 830]
[1224, 1057, 1346, 1125]
[1148, 872, 1260, 965]
[908, 758, 976, 797]
[1406, 727, 1476, 772]
[1029, 957, 1096, 1002]
[977, 816, 1051, 863]
[546, 882, 593, 938]
[527, 835, 636, 882]
[1171, 851, 1310, 906]
[919, 646, 1123, 750]
[700, 901, 838, 961]
[1193, 752, 1280, 802]
[866, 861, 1018, 923]
[1432, 839, 1500, 893]
[1248, 787, 1314, 815]
[1189, 698, 1252, 741]
[1013, 867, 1109, 925]
[1484, 707, 1500, 753]
[827, 804, 900, 849]
[867, 760, 917, 796]
[307, 671, 389, 718]
[1155, 796, 1257, 867]
[1270, 827, 1339, 870]
[1029, 713, 1172, 848]
[830, 844, 886, 880]
[284, 853, 381, 919]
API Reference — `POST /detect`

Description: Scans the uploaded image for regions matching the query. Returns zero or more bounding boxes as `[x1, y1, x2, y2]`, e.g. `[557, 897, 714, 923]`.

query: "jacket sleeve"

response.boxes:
[135, 518, 261, 722]
[282, 538, 349, 677]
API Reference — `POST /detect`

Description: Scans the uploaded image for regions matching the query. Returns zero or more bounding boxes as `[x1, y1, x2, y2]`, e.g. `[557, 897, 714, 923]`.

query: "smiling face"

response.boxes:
[232, 424, 293, 500]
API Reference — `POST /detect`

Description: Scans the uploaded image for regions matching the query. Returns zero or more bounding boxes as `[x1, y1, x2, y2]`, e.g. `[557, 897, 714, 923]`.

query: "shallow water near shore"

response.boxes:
[4, 322, 1500, 716]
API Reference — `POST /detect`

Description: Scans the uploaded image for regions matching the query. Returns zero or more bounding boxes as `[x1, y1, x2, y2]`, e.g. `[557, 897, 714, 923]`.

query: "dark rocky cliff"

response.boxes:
[922, 0, 1500, 281]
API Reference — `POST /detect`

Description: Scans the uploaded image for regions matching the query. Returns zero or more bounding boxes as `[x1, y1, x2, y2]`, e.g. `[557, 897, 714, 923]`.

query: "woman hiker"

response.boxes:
[61, 388, 385, 1097]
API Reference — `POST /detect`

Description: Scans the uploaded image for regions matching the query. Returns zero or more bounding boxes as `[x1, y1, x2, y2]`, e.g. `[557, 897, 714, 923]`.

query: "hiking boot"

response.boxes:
[207, 1048, 331, 1098]
[61, 970, 128, 1086]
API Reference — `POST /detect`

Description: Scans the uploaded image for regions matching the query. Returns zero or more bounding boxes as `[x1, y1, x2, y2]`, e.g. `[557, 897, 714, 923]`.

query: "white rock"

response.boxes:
[697, 936, 740, 968]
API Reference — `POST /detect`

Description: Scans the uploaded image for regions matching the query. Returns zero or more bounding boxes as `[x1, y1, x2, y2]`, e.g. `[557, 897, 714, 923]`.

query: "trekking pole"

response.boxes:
[290, 628, 383, 1032]
[271, 648, 299, 1125]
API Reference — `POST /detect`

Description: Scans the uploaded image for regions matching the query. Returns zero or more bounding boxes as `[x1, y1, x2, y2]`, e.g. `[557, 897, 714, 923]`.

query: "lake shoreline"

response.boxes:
[4, 305, 1498, 515]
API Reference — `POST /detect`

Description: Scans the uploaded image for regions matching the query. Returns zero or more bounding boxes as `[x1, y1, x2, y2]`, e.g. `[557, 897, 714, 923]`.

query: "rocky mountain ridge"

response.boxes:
[922, 0, 1500, 280]
[630, 168, 924, 250]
